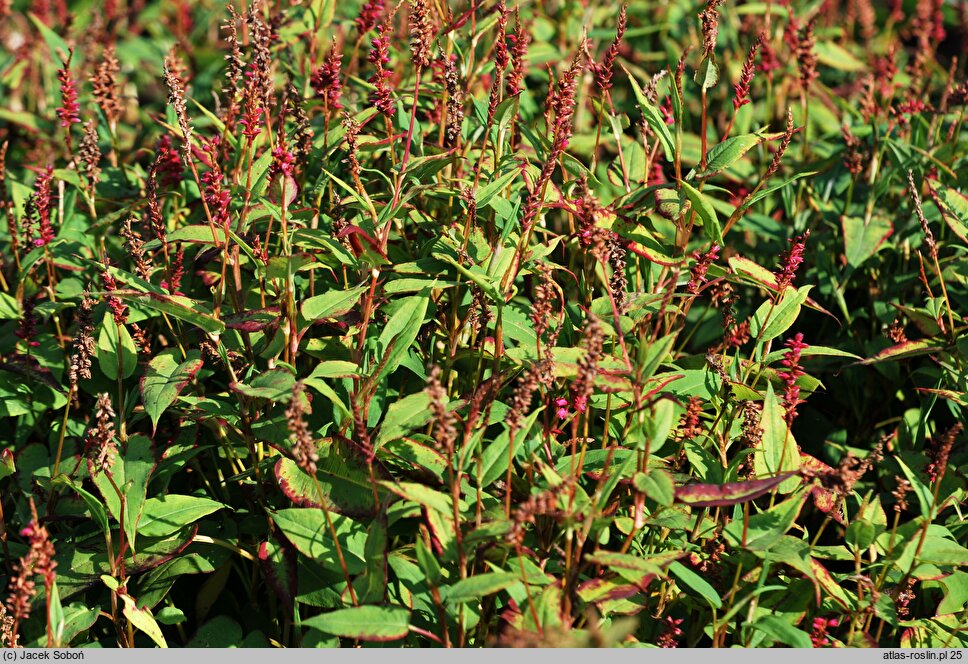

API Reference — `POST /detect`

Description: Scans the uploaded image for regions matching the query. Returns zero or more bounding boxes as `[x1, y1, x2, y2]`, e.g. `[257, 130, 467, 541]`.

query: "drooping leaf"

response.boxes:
[724, 493, 806, 551]
[858, 339, 945, 365]
[932, 185, 968, 243]
[633, 469, 675, 506]
[91, 435, 155, 549]
[119, 593, 168, 648]
[371, 292, 429, 385]
[752, 615, 812, 648]
[231, 367, 295, 401]
[674, 472, 797, 507]
[623, 64, 675, 162]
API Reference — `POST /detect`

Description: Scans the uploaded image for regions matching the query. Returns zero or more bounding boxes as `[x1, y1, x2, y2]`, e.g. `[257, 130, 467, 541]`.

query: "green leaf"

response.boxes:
[444, 572, 518, 605]
[755, 383, 801, 493]
[623, 64, 675, 162]
[113, 292, 225, 335]
[895, 456, 934, 519]
[49, 581, 65, 646]
[186, 616, 243, 647]
[28, 12, 70, 57]
[734, 171, 817, 215]
[140, 350, 203, 434]
[138, 495, 228, 538]
[633, 469, 675, 506]
[119, 593, 167, 648]
[231, 368, 295, 401]
[275, 445, 389, 518]
[381, 481, 453, 514]
[842, 216, 894, 268]
[52, 476, 109, 537]
[0, 448, 15, 481]
[669, 560, 722, 608]
[477, 168, 520, 208]
[938, 571, 968, 616]
[584, 551, 686, 577]
[933, 185, 968, 244]
[55, 602, 99, 646]
[724, 494, 806, 551]
[271, 508, 367, 574]
[695, 131, 782, 180]
[98, 320, 138, 380]
[301, 606, 410, 642]
[91, 435, 155, 550]
[375, 392, 432, 447]
[679, 179, 723, 244]
[763, 346, 861, 364]
[371, 292, 429, 385]
[750, 286, 810, 343]
[693, 55, 720, 90]
[305, 361, 361, 380]
[301, 285, 368, 321]
[753, 615, 812, 648]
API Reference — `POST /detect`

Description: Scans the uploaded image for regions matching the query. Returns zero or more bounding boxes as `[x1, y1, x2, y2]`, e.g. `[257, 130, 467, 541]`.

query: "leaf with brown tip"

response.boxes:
[674, 472, 798, 507]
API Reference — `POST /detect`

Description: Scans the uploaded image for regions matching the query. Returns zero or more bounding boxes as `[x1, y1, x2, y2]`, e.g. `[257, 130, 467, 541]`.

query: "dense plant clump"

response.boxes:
[0, 0, 966, 649]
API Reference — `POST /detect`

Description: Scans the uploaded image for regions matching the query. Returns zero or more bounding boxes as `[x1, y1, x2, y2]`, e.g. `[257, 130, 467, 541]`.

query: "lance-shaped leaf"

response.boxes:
[674, 471, 798, 507]
[857, 339, 946, 365]
[140, 349, 203, 434]
[223, 307, 280, 332]
[693, 130, 784, 180]
[750, 286, 811, 343]
[301, 605, 410, 642]
[679, 179, 723, 244]
[444, 572, 519, 606]
[932, 184, 968, 244]
[119, 593, 167, 648]
[111, 290, 225, 335]
[97, 320, 138, 381]
[623, 64, 675, 162]
[301, 284, 368, 322]
[756, 383, 801, 493]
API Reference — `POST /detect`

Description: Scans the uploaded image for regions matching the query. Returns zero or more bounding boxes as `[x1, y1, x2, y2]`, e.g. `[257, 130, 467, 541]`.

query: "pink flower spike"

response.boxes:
[555, 398, 569, 419]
